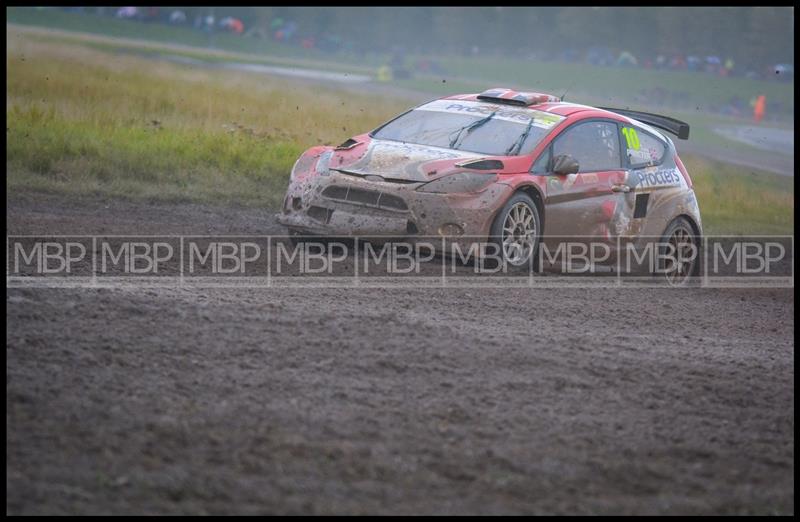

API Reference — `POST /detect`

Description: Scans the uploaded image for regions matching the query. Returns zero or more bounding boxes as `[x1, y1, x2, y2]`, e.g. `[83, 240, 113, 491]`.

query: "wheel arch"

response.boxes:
[512, 184, 546, 232]
[672, 213, 702, 240]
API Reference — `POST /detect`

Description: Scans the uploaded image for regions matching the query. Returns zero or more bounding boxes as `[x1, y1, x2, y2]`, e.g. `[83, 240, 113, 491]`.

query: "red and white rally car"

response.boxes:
[278, 88, 702, 281]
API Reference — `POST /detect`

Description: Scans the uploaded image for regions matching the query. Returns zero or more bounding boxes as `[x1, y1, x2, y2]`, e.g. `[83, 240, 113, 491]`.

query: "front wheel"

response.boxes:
[488, 193, 541, 270]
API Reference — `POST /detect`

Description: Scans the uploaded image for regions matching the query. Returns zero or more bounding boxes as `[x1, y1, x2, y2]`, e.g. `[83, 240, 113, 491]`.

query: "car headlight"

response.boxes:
[290, 150, 333, 182]
[416, 172, 497, 194]
[315, 150, 334, 176]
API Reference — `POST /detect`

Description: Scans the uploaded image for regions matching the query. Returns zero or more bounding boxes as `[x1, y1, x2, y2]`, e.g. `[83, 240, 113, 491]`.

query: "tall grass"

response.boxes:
[9, 7, 793, 114]
[6, 31, 793, 234]
[686, 156, 794, 235]
[6, 34, 408, 206]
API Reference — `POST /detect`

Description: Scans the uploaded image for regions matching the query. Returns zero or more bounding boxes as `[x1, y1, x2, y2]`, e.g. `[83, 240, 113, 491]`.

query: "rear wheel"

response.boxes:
[658, 217, 699, 285]
[488, 193, 541, 270]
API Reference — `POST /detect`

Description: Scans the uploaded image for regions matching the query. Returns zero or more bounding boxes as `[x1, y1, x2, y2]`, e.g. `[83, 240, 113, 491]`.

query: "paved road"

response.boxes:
[713, 125, 794, 156]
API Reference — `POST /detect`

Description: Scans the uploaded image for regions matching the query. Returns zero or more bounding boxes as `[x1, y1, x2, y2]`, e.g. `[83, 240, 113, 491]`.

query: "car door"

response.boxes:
[533, 119, 628, 268]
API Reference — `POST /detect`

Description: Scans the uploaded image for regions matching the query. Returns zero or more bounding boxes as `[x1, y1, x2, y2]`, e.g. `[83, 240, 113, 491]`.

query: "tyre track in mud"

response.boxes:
[6, 193, 795, 514]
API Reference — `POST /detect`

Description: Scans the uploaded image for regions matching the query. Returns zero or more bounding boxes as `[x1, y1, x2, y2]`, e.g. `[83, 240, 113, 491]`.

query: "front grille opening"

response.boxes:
[321, 185, 408, 212]
[307, 206, 333, 224]
[322, 186, 348, 200]
[348, 188, 380, 206]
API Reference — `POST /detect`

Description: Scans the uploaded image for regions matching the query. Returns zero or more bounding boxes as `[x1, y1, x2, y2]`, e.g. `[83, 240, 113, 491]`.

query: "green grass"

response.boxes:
[9, 6, 794, 160]
[6, 30, 793, 234]
[6, 32, 408, 207]
[14, 26, 785, 163]
[8, 106, 303, 204]
[685, 155, 793, 235]
[9, 6, 793, 116]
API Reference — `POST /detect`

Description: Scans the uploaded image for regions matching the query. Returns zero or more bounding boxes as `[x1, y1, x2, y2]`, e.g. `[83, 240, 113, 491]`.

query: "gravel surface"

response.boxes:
[6, 194, 795, 515]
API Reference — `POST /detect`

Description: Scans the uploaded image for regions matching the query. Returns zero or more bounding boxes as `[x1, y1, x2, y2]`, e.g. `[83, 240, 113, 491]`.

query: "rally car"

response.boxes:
[277, 88, 702, 281]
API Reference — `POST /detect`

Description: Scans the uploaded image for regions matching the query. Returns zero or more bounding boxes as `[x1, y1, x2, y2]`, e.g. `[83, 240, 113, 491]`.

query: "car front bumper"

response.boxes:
[276, 171, 514, 242]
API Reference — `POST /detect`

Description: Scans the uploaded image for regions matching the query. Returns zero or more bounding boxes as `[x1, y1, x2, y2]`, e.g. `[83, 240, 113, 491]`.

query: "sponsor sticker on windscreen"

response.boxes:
[416, 99, 565, 128]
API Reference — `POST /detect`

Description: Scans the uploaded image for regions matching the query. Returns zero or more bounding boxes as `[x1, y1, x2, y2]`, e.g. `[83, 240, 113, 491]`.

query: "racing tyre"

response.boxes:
[488, 193, 541, 272]
[657, 217, 700, 286]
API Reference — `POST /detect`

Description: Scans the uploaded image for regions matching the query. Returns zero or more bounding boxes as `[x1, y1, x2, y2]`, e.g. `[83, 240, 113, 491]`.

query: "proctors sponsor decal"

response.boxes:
[631, 167, 682, 189]
[416, 99, 564, 127]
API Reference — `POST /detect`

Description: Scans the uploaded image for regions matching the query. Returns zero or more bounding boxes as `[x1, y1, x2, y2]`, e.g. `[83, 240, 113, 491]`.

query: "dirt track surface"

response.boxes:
[6, 194, 795, 515]
[677, 138, 794, 177]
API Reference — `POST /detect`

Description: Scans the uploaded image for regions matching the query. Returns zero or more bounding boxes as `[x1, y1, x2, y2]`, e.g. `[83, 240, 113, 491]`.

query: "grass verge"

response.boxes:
[7, 34, 408, 207]
[685, 156, 793, 235]
[9, 7, 793, 115]
[6, 31, 793, 234]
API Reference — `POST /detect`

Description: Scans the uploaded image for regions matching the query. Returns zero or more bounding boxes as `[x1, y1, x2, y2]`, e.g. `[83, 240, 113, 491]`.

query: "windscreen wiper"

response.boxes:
[448, 111, 497, 149]
[504, 116, 535, 156]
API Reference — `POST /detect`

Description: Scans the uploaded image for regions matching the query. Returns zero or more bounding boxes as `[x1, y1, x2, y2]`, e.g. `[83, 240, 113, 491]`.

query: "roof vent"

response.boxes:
[335, 138, 360, 150]
[477, 88, 559, 106]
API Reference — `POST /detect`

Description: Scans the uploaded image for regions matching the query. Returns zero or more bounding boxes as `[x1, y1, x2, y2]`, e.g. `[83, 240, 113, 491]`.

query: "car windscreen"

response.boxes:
[372, 99, 565, 156]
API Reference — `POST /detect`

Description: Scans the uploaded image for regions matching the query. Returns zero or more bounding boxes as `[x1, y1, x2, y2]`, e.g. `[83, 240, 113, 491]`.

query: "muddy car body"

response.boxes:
[278, 88, 702, 275]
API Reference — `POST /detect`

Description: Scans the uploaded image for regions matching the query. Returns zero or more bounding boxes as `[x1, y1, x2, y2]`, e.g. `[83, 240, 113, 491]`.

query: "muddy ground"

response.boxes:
[6, 193, 795, 515]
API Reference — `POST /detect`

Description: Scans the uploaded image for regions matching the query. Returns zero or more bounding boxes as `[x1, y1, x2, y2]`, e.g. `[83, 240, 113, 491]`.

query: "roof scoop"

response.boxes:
[335, 138, 360, 150]
[477, 88, 559, 106]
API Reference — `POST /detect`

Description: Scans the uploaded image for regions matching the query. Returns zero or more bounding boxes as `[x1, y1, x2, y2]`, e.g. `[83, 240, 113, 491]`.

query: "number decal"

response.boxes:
[622, 127, 640, 150]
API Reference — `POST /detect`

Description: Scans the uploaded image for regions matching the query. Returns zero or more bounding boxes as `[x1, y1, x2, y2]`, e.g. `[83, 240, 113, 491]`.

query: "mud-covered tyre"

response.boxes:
[487, 192, 541, 272]
[657, 216, 700, 286]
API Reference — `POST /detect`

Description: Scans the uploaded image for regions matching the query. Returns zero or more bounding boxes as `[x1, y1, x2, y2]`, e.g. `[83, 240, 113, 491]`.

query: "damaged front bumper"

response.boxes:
[276, 171, 514, 243]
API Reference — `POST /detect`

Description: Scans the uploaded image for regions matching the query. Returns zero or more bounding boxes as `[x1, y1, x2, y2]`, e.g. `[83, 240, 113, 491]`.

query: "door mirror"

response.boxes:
[552, 154, 580, 175]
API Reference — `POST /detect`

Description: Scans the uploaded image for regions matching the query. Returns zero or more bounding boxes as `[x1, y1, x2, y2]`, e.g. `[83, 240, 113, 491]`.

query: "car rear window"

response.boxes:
[622, 126, 667, 168]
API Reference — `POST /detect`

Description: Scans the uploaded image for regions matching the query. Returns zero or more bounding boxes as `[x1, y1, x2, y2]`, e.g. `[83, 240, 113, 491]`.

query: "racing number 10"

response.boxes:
[622, 127, 640, 150]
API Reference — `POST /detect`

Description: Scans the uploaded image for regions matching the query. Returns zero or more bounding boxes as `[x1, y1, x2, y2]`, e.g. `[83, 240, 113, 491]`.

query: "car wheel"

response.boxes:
[658, 217, 699, 285]
[489, 193, 541, 270]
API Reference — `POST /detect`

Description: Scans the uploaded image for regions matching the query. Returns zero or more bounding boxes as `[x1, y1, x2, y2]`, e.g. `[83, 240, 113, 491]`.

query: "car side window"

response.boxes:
[552, 121, 621, 172]
[621, 126, 667, 168]
[531, 146, 552, 174]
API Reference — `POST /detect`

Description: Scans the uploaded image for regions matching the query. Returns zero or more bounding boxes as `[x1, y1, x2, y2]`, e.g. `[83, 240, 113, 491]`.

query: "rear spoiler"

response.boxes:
[599, 107, 690, 140]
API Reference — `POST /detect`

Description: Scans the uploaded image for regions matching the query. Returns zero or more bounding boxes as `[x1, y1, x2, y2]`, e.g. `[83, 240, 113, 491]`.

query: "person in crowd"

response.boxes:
[752, 94, 766, 123]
